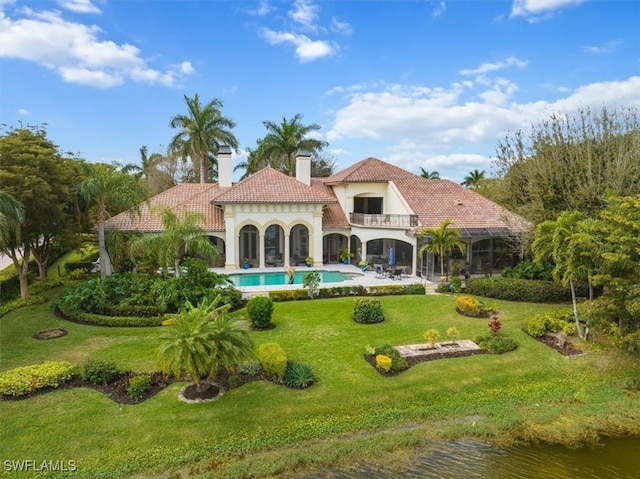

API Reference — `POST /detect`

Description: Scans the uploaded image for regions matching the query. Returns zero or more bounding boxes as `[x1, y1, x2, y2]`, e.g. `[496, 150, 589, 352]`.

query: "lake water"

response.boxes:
[305, 437, 640, 478]
[227, 270, 352, 287]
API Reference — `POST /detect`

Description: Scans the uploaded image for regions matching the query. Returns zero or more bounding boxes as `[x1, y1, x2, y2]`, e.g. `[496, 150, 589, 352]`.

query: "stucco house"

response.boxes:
[105, 149, 529, 281]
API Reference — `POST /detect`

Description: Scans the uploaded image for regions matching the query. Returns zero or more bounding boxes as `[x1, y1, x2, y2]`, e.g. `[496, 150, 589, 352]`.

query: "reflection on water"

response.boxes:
[306, 437, 640, 479]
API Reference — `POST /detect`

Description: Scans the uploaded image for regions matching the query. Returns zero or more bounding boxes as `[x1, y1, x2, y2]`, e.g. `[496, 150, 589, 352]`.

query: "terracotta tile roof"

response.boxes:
[325, 157, 412, 183]
[104, 183, 225, 232]
[212, 167, 338, 204]
[311, 179, 349, 229]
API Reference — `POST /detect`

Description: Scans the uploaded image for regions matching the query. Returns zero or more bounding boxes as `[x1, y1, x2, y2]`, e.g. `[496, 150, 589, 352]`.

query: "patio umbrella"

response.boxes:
[389, 247, 394, 266]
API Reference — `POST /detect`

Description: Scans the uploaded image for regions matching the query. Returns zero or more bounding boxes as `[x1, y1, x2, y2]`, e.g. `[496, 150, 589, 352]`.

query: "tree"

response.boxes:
[311, 151, 337, 177]
[129, 209, 218, 278]
[157, 297, 254, 393]
[492, 105, 640, 224]
[0, 125, 80, 296]
[461, 169, 486, 188]
[123, 146, 174, 195]
[418, 219, 466, 280]
[531, 211, 589, 339]
[419, 168, 440, 179]
[233, 143, 265, 181]
[77, 162, 148, 279]
[0, 190, 24, 248]
[259, 114, 328, 177]
[169, 94, 239, 184]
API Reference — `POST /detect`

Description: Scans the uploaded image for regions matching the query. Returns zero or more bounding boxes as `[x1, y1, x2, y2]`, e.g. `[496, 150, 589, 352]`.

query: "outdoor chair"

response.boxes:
[374, 264, 385, 278]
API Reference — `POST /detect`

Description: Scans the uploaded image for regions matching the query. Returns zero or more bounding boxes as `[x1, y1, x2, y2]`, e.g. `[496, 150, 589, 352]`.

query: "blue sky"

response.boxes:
[1, 0, 639, 183]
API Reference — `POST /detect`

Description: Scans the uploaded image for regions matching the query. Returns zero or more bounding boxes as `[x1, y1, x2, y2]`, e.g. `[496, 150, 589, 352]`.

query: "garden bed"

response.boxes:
[533, 332, 584, 357]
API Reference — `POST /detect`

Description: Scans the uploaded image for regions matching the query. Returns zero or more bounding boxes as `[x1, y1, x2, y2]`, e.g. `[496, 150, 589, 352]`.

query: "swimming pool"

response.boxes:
[227, 270, 353, 287]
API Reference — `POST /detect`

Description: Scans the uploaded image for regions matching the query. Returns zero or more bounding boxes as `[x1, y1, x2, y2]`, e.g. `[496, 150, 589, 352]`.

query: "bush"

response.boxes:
[237, 360, 262, 376]
[257, 343, 288, 381]
[456, 295, 482, 316]
[367, 285, 403, 296]
[0, 361, 73, 396]
[501, 261, 553, 281]
[284, 362, 315, 388]
[450, 275, 462, 292]
[375, 354, 392, 372]
[228, 375, 244, 389]
[373, 343, 409, 372]
[475, 334, 518, 354]
[246, 296, 274, 329]
[56, 302, 166, 327]
[353, 298, 384, 324]
[524, 310, 572, 337]
[127, 374, 151, 399]
[0, 295, 47, 316]
[467, 277, 572, 303]
[269, 289, 310, 301]
[402, 283, 426, 295]
[423, 329, 440, 346]
[82, 359, 119, 385]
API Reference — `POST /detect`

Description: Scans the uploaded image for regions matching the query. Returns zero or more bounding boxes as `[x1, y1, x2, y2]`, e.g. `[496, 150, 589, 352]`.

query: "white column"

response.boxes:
[411, 241, 418, 277]
[224, 215, 236, 270]
[284, 234, 290, 267]
[259, 234, 265, 268]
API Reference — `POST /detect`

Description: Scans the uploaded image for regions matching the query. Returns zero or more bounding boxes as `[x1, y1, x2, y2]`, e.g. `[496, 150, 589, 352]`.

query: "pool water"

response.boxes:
[228, 270, 352, 287]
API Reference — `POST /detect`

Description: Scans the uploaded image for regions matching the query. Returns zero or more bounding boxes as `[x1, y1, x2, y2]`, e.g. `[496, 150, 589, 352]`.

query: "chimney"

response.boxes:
[296, 149, 311, 186]
[218, 145, 232, 188]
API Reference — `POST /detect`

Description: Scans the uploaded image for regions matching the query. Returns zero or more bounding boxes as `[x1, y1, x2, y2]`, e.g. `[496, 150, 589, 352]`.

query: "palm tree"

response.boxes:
[157, 297, 254, 393]
[0, 190, 24, 248]
[129, 209, 218, 278]
[77, 163, 147, 278]
[169, 94, 239, 184]
[419, 168, 440, 179]
[461, 169, 486, 189]
[259, 114, 328, 176]
[418, 219, 467, 280]
[532, 211, 590, 339]
[233, 144, 265, 180]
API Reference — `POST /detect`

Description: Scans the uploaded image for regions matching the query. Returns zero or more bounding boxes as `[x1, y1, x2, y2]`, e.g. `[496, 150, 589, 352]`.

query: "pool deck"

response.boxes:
[211, 264, 435, 298]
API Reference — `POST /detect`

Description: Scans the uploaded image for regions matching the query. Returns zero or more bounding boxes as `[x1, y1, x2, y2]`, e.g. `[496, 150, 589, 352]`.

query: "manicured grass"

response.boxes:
[1, 294, 639, 478]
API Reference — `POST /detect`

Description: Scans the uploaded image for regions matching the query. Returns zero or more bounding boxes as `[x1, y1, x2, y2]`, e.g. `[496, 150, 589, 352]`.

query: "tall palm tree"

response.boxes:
[78, 163, 147, 278]
[169, 94, 239, 184]
[157, 297, 254, 393]
[260, 113, 328, 176]
[0, 190, 24, 248]
[233, 144, 265, 180]
[419, 168, 440, 179]
[461, 169, 486, 188]
[418, 219, 467, 280]
[129, 209, 218, 278]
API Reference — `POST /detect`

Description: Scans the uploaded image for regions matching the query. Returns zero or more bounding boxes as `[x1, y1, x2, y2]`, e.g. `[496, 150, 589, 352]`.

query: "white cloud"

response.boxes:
[432, 1, 446, 17]
[56, 0, 101, 14]
[289, 0, 320, 29]
[510, 0, 583, 21]
[460, 57, 528, 77]
[246, 0, 273, 16]
[17, 108, 29, 115]
[0, 8, 194, 88]
[331, 17, 352, 35]
[261, 28, 335, 62]
[582, 40, 622, 55]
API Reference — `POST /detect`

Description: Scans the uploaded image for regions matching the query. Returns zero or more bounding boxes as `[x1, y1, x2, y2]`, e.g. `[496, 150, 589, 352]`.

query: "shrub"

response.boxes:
[127, 374, 151, 399]
[456, 295, 482, 316]
[246, 296, 274, 329]
[367, 285, 403, 296]
[475, 334, 518, 354]
[0, 361, 73, 396]
[467, 277, 573, 302]
[562, 322, 577, 336]
[284, 362, 316, 388]
[423, 329, 440, 347]
[524, 315, 548, 337]
[228, 375, 244, 389]
[447, 327, 460, 343]
[257, 343, 288, 381]
[373, 343, 409, 372]
[488, 315, 502, 336]
[353, 298, 384, 324]
[501, 261, 553, 281]
[82, 359, 119, 385]
[269, 289, 310, 301]
[402, 283, 426, 295]
[450, 275, 462, 292]
[524, 310, 572, 337]
[0, 295, 47, 316]
[375, 354, 392, 372]
[237, 360, 262, 376]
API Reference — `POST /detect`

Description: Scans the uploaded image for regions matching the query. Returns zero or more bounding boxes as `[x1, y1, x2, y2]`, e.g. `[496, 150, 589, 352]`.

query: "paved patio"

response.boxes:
[211, 263, 435, 298]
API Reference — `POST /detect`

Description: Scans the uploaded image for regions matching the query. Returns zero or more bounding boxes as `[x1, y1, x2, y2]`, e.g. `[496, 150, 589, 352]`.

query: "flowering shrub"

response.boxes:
[0, 361, 73, 396]
[375, 354, 392, 372]
[456, 295, 482, 316]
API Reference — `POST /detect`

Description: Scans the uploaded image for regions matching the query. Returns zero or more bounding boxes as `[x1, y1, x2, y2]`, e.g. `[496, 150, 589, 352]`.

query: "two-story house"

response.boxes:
[105, 149, 529, 281]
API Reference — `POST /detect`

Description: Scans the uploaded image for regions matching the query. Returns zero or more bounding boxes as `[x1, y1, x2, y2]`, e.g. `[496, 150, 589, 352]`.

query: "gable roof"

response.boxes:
[212, 167, 338, 204]
[325, 157, 410, 183]
[103, 183, 225, 232]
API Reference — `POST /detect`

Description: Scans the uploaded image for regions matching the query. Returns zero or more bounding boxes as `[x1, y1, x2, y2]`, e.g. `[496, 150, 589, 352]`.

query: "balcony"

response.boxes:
[349, 212, 419, 229]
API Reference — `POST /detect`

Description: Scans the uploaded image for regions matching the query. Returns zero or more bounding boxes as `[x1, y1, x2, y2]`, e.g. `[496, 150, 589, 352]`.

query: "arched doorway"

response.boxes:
[265, 224, 284, 267]
[289, 224, 309, 265]
[323, 233, 348, 263]
[239, 225, 258, 267]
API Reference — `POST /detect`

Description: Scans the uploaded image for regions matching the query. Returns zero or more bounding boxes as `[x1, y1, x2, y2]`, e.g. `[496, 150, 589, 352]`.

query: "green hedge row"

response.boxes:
[268, 283, 425, 302]
[466, 277, 573, 303]
[0, 361, 74, 396]
[56, 302, 166, 327]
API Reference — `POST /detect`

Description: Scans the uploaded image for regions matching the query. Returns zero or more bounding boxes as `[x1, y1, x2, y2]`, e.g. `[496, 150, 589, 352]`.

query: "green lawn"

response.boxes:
[1, 294, 639, 478]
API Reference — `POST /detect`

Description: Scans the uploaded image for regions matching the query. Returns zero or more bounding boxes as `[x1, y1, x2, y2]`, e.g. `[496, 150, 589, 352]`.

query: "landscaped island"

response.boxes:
[1, 294, 639, 479]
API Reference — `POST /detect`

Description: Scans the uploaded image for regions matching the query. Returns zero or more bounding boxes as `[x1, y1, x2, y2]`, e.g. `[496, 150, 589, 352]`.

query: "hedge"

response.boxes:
[466, 277, 573, 303]
[56, 302, 166, 327]
[0, 361, 74, 396]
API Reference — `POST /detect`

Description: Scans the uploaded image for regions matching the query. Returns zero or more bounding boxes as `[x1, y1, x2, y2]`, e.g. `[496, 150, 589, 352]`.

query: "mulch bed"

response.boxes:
[364, 348, 488, 377]
[32, 328, 68, 340]
[0, 372, 173, 405]
[181, 382, 223, 401]
[533, 332, 584, 357]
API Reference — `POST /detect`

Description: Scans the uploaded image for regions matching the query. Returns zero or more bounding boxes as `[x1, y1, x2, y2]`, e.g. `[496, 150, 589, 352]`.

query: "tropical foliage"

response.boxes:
[418, 219, 467, 280]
